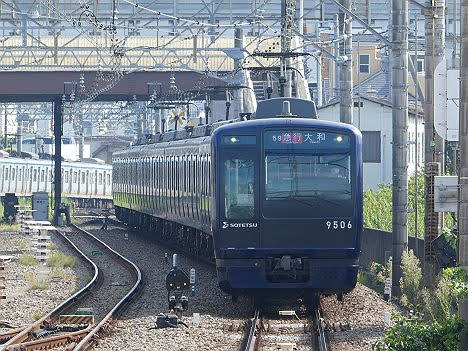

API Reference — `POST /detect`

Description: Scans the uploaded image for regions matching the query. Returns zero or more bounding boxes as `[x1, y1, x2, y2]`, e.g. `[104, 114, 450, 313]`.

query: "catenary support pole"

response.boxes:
[391, 0, 409, 296]
[458, 0, 468, 348]
[52, 100, 62, 226]
[339, 0, 353, 124]
[414, 13, 420, 257]
[424, 0, 445, 286]
[334, 14, 339, 98]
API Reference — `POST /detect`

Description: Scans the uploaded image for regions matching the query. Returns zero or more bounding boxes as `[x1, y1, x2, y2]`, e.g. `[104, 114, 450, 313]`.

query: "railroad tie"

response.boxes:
[0, 260, 6, 300]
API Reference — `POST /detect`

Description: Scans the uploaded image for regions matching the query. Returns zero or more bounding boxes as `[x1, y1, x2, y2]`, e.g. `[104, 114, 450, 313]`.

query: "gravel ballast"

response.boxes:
[83, 222, 252, 351]
[322, 282, 400, 351]
[0, 230, 90, 330]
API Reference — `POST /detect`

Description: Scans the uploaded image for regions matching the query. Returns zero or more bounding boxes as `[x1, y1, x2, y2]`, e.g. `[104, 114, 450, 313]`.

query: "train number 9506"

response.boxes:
[326, 220, 353, 230]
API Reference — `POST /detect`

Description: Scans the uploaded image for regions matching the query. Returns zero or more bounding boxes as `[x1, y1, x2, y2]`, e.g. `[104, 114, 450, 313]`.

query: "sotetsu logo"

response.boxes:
[222, 222, 258, 229]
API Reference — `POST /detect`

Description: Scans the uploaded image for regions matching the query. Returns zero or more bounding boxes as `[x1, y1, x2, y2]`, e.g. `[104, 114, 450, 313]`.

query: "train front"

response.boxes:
[211, 117, 362, 297]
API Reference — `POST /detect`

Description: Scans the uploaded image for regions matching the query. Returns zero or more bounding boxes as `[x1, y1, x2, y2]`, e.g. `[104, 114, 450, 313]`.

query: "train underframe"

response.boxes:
[115, 205, 358, 299]
[115, 205, 215, 261]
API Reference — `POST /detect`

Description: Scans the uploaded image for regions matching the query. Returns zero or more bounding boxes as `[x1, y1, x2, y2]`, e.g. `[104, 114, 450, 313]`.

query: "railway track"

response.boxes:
[243, 299, 328, 351]
[0, 224, 142, 351]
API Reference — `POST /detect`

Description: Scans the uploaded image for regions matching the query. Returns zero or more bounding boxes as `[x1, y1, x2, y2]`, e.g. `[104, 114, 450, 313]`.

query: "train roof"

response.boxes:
[131, 98, 337, 148]
[212, 117, 361, 136]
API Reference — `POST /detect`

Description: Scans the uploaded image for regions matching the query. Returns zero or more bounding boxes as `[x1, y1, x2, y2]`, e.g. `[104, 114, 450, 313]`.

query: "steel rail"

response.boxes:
[0, 231, 99, 350]
[70, 224, 142, 351]
[1, 225, 142, 351]
[316, 306, 328, 351]
[243, 309, 260, 351]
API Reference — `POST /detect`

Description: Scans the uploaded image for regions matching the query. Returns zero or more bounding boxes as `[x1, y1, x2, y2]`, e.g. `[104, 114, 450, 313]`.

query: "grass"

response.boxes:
[0, 222, 21, 232]
[24, 273, 49, 291]
[47, 252, 77, 268]
[13, 239, 29, 251]
[49, 244, 60, 251]
[19, 255, 38, 266]
[32, 312, 42, 321]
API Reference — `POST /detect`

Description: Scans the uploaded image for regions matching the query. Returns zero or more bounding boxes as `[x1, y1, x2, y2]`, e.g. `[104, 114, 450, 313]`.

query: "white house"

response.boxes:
[317, 96, 423, 191]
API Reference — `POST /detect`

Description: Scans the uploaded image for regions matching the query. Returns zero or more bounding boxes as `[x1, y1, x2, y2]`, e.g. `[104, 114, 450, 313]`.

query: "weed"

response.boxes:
[13, 239, 28, 250]
[32, 312, 42, 321]
[357, 271, 369, 286]
[47, 252, 77, 268]
[49, 244, 60, 251]
[24, 273, 49, 291]
[400, 250, 422, 308]
[18, 255, 38, 266]
[0, 222, 21, 232]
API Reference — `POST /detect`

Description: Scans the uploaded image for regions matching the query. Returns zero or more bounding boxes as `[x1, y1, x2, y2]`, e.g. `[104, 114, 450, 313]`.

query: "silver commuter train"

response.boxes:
[0, 154, 112, 205]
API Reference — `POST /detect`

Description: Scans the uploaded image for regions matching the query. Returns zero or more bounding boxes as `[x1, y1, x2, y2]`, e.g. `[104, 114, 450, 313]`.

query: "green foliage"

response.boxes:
[377, 253, 465, 350]
[442, 267, 468, 301]
[442, 226, 458, 252]
[364, 172, 454, 237]
[47, 252, 77, 268]
[19, 254, 38, 266]
[374, 312, 464, 351]
[357, 271, 369, 285]
[400, 250, 422, 309]
[363, 183, 393, 232]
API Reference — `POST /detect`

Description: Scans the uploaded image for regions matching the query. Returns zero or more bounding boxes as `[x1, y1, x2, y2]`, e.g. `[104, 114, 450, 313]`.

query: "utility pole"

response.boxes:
[338, 0, 353, 124]
[414, 14, 420, 257]
[334, 14, 339, 98]
[453, 0, 458, 69]
[424, 0, 445, 286]
[280, 0, 296, 98]
[52, 100, 62, 226]
[391, 0, 409, 296]
[458, 1, 468, 348]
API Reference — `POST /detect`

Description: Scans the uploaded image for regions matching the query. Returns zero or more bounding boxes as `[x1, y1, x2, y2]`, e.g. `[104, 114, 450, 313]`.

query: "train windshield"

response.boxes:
[263, 130, 353, 218]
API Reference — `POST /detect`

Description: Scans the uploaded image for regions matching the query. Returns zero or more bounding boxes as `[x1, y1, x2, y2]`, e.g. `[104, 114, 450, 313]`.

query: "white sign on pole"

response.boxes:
[446, 69, 460, 141]
[433, 59, 460, 141]
[434, 59, 448, 140]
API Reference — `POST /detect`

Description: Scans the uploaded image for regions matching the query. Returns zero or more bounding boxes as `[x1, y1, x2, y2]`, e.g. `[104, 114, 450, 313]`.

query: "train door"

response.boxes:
[219, 147, 260, 248]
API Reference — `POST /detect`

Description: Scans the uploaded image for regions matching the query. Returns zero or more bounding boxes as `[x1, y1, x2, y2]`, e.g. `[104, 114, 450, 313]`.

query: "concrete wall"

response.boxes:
[361, 228, 424, 267]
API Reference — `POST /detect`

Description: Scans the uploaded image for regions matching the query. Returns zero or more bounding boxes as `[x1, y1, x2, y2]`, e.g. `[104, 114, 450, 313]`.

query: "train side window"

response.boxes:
[65, 171, 69, 183]
[11, 168, 16, 181]
[33, 169, 38, 182]
[73, 172, 77, 184]
[18, 168, 23, 181]
[4, 167, 8, 181]
[224, 158, 255, 219]
[99, 173, 103, 185]
[107, 173, 110, 186]
[41, 170, 45, 182]
[81, 172, 85, 184]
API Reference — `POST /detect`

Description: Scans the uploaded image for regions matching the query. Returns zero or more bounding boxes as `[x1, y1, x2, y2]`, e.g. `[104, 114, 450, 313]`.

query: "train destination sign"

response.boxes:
[264, 130, 350, 149]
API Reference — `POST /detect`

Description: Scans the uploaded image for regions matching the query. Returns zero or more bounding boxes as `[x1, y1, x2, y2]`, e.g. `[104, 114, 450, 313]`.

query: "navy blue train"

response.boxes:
[113, 97, 363, 298]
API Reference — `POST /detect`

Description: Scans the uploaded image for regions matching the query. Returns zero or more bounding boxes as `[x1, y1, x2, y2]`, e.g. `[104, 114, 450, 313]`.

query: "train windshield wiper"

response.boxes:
[266, 191, 341, 207]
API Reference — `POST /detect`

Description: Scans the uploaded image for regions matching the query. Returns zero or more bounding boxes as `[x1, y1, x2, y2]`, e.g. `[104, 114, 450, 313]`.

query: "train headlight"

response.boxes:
[335, 135, 344, 142]
[229, 137, 239, 143]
